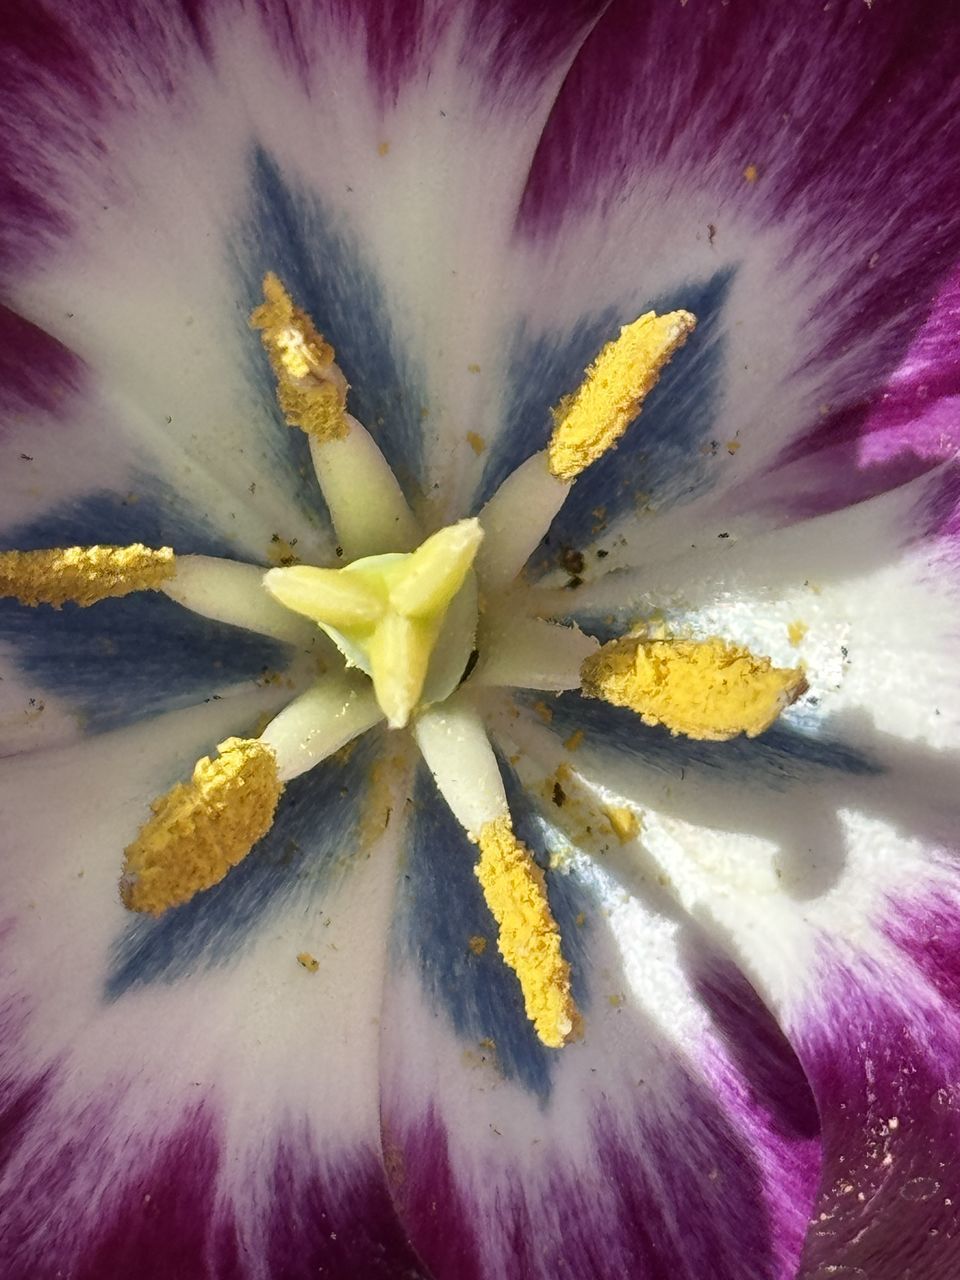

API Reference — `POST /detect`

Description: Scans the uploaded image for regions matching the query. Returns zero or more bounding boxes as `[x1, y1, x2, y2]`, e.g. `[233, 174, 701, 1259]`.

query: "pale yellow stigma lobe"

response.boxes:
[580, 635, 806, 741]
[0, 544, 175, 608]
[475, 817, 579, 1048]
[121, 737, 283, 915]
[548, 310, 697, 482]
[251, 272, 349, 441]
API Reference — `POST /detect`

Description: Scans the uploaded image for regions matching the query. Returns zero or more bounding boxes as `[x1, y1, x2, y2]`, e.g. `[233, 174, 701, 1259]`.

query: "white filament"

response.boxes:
[413, 693, 509, 835]
[162, 556, 315, 646]
[475, 450, 568, 591]
[259, 673, 383, 783]
[309, 415, 420, 559]
[472, 614, 598, 691]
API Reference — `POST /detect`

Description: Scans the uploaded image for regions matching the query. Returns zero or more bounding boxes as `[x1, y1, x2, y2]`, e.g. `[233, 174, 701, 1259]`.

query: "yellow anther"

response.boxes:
[475, 817, 578, 1049]
[265, 519, 482, 728]
[548, 310, 697, 481]
[250, 272, 349, 441]
[0, 544, 174, 608]
[121, 737, 283, 915]
[581, 634, 806, 741]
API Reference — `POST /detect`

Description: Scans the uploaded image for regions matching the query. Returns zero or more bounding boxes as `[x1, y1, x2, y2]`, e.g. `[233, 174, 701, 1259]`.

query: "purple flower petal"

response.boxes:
[505, 0, 960, 540]
[563, 467, 960, 762]
[1, 2, 958, 1274]
[381, 759, 820, 1279]
[0, 703, 418, 1277]
[795, 924, 960, 1279]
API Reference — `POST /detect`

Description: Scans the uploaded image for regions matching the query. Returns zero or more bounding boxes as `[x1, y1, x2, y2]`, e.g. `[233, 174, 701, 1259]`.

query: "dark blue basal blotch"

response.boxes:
[0, 484, 289, 736]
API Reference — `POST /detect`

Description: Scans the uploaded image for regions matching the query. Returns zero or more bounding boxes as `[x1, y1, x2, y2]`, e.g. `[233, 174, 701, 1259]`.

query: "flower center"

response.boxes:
[0, 274, 809, 1050]
[264, 520, 482, 729]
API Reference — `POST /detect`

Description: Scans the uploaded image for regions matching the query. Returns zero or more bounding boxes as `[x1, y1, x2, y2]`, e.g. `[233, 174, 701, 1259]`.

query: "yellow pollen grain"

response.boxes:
[0, 544, 174, 608]
[604, 805, 641, 843]
[787, 620, 808, 647]
[466, 431, 486, 454]
[121, 737, 283, 915]
[250, 272, 348, 442]
[468, 935, 488, 955]
[547, 310, 697, 482]
[563, 728, 585, 752]
[581, 635, 806, 742]
[743, 163, 759, 183]
[297, 952, 320, 972]
[475, 817, 579, 1049]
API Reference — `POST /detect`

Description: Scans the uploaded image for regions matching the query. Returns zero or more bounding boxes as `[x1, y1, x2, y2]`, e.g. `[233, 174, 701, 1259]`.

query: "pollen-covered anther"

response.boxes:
[580, 634, 807, 741]
[548, 309, 697, 481]
[475, 816, 579, 1049]
[251, 271, 349, 441]
[121, 737, 283, 915]
[0, 544, 175, 608]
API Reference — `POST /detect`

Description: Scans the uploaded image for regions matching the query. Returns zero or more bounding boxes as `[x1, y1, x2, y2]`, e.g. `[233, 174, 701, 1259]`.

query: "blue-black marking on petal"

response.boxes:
[0, 485, 288, 734]
[235, 149, 427, 502]
[474, 270, 733, 575]
[538, 691, 882, 786]
[397, 760, 591, 1102]
[106, 730, 382, 997]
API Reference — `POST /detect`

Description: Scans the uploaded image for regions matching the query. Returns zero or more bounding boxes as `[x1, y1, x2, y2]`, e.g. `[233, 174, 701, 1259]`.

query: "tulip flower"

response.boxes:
[1, 2, 959, 1278]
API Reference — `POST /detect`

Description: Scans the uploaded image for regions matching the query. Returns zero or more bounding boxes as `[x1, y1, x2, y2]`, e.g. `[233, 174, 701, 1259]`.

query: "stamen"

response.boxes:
[259, 674, 383, 782]
[0, 545, 174, 608]
[548, 310, 696, 482]
[413, 695, 510, 834]
[121, 736, 283, 915]
[476, 451, 569, 591]
[414, 697, 578, 1048]
[251, 272, 349, 442]
[308, 424, 419, 558]
[476, 817, 578, 1049]
[251, 274, 417, 558]
[476, 310, 695, 590]
[580, 634, 807, 741]
[162, 555, 316, 646]
[473, 615, 599, 691]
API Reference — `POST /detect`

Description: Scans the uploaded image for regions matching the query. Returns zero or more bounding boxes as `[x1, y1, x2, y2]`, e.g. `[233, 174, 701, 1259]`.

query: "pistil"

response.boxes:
[265, 519, 482, 728]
